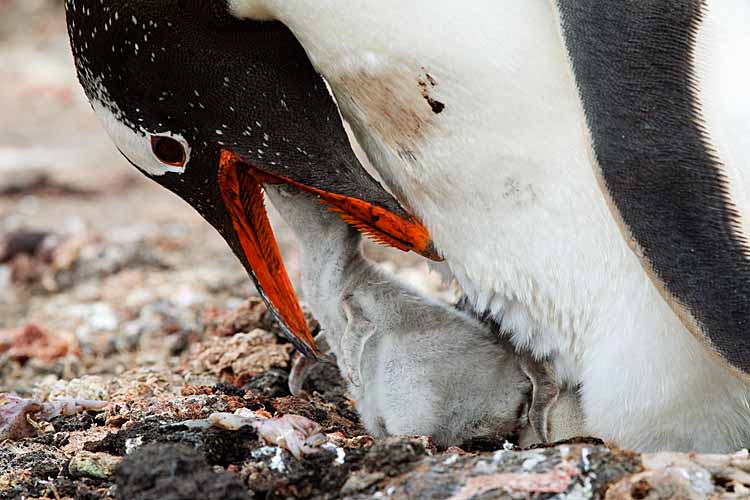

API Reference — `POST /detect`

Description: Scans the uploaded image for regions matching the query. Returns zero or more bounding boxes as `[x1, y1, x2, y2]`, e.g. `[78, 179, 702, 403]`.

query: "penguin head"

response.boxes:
[65, 0, 439, 357]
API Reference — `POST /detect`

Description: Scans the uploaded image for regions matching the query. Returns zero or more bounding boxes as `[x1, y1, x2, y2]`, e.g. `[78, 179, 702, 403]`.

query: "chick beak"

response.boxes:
[217, 150, 438, 357]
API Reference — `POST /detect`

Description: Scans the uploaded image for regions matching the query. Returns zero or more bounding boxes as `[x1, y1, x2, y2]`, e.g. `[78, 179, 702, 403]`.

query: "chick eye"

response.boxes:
[150, 136, 186, 166]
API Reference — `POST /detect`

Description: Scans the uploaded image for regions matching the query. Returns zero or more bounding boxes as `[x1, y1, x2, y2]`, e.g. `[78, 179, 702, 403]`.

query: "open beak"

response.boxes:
[217, 150, 439, 358]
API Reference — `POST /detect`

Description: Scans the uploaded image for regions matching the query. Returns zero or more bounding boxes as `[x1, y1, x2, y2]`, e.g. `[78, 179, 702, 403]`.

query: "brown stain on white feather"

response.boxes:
[336, 65, 445, 161]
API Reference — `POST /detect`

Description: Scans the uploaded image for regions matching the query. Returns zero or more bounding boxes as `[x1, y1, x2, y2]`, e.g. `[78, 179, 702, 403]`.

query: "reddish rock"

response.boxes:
[0, 324, 79, 364]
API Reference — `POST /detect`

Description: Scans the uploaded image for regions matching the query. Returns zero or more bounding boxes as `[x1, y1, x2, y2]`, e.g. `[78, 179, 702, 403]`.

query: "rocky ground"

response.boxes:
[2, 1, 750, 499]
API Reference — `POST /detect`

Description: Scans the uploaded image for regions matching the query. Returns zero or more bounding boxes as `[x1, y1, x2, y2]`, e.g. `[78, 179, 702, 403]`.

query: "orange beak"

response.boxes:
[217, 150, 439, 357]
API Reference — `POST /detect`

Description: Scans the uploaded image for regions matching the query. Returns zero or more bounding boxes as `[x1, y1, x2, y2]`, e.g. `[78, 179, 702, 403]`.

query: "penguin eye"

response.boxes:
[150, 136, 186, 167]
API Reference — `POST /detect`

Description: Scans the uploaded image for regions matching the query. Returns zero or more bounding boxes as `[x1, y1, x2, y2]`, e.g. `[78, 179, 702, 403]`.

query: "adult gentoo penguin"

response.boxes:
[226, 0, 750, 452]
[65, 0, 750, 451]
[63, 0, 439, 359]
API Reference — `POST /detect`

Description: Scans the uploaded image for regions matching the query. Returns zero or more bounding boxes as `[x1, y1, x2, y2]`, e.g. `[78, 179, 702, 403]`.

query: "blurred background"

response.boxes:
[0, 0, 449, 392]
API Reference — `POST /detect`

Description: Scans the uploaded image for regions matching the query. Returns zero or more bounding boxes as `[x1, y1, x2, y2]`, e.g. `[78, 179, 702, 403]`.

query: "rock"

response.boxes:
[242, 368, 290, 398]
[364, 444, 641, 499]
[0, 230, 51, 263]
[0, 324, 79, 364]
[287, 355, 348, 404]
[46, 375, 109, 401]
[4, 230, 171, 294]
[0, 440, 68, 485]
[68, 450, 121, 479]
[194, 329, 291, 385]
[0, 171, 92, 198]
[86, 416, 259, 467]
[103, 392, 246, 426]
[340, 471, 386, 495]
[605, 450, 750, 499]
[606, 469, 705, 499]
[203, 299, 268, 337]
[361, 436, 430, 478]
[115, 443, 251, 500]
[240, 441, 367, 499]
[106, 368, 183, 401]
[118, 300, 202, 354]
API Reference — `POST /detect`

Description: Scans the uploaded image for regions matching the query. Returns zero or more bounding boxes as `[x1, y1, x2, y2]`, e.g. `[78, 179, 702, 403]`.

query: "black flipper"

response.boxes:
[556, 0, 750, 374]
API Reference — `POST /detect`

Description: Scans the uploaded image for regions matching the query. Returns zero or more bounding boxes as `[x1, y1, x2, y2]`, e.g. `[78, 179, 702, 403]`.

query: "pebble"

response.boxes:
[68, 451, 121, 479]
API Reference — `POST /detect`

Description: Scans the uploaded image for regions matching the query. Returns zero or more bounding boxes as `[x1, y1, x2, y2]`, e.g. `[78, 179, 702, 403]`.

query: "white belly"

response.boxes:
[253, 0, 750, 451]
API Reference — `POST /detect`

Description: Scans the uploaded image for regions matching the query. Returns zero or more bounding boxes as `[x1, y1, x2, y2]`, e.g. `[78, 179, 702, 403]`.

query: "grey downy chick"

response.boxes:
[266, 184, 561, 447]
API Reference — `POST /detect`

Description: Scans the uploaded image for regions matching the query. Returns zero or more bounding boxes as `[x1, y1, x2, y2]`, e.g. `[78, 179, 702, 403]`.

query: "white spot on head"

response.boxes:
[90, 99, 190, 177]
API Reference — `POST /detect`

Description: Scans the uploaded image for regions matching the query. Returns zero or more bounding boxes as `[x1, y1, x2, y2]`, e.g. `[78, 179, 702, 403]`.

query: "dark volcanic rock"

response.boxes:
[85, 418, 259, 466]
[362, 437, 430, 478]
[50, 410, 99, 432]
[294, 360, 349, 405]
[115, 443, 250, 500]
[243, 368, 291, 398]
[242, 445, 368, 499]
[0, 440, 113, 500]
